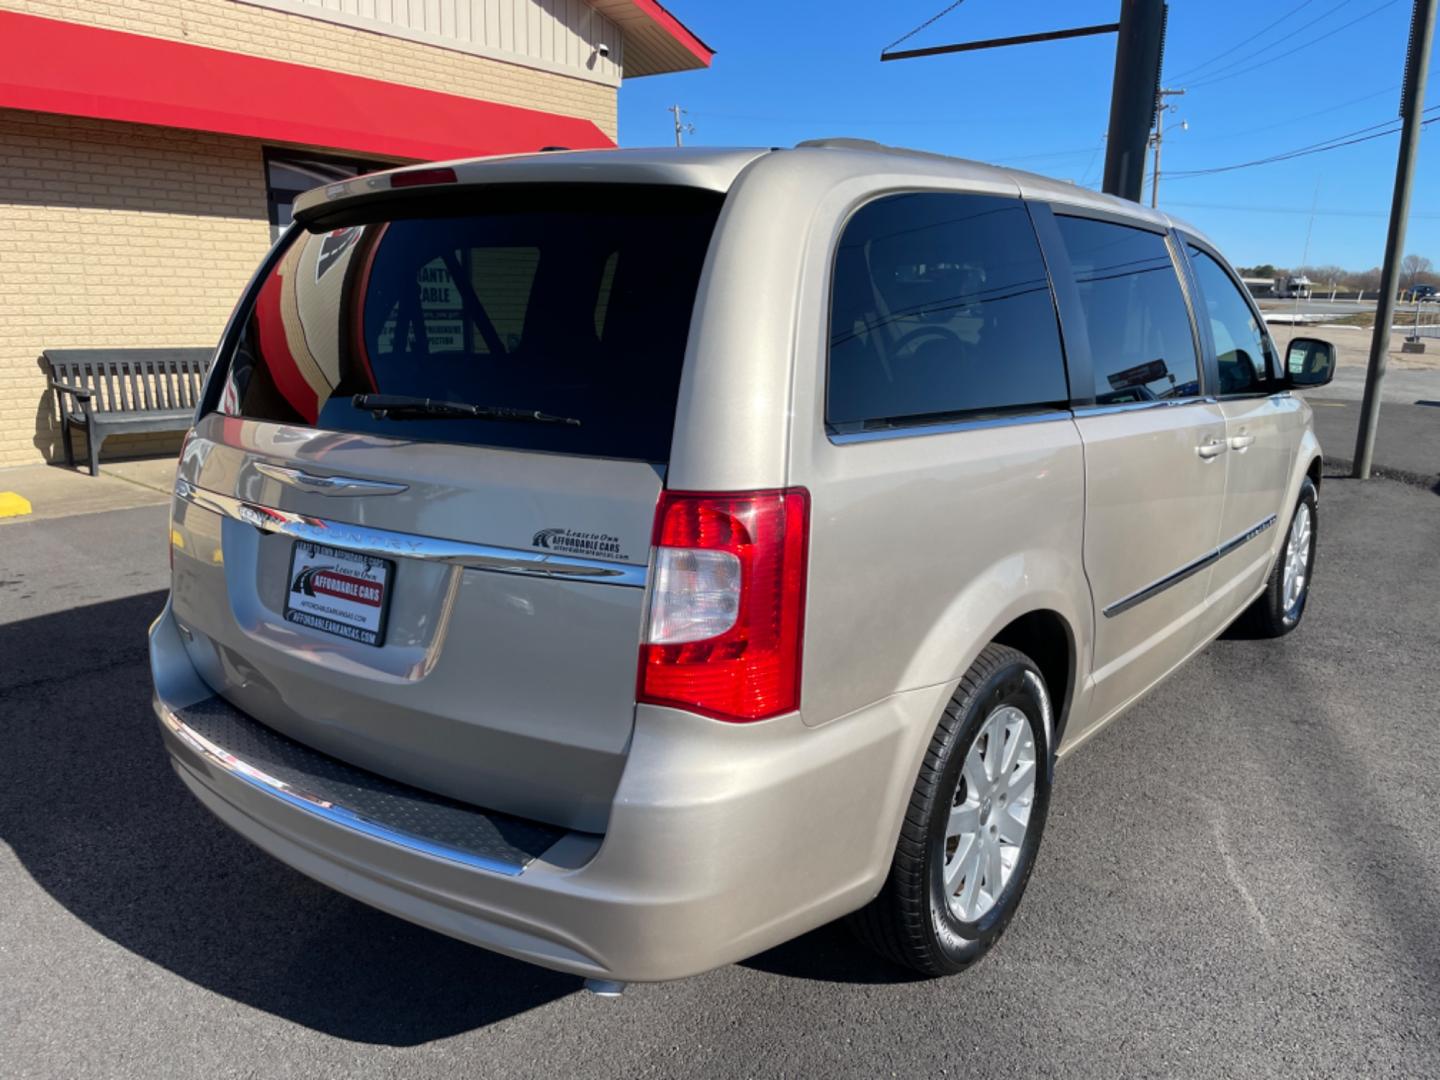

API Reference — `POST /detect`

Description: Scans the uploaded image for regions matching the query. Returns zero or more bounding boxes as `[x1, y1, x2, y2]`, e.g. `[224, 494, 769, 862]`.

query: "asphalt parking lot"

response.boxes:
[2, 472, 1438, 1078]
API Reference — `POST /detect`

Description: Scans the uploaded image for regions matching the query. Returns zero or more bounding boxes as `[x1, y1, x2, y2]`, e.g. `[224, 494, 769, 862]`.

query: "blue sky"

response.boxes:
[619, 0, 1439, 272]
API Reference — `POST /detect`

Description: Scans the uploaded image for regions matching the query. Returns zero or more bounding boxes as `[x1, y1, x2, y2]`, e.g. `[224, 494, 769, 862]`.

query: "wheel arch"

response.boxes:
[990, 609, 1078, 746]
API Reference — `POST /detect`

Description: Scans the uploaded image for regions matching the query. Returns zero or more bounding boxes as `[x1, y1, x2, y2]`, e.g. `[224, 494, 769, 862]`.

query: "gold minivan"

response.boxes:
[150, 141, 1335, 992]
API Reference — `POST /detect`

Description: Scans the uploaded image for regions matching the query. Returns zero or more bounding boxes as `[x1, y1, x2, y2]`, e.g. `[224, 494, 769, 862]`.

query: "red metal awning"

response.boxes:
[0, 11, 613, 162]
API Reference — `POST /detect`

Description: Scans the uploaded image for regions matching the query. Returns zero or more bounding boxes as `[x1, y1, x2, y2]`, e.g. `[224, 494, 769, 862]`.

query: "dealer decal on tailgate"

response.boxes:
[284, 540, 394, 646]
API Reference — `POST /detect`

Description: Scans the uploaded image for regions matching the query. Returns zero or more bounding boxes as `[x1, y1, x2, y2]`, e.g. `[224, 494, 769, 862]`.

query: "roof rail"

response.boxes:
[794, 137, 975, 168]
[793, 137, 889, 152]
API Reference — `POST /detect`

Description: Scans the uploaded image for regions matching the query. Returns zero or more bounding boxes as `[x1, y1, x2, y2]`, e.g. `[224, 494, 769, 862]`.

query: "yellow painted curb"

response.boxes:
[0, 492, 33, 518]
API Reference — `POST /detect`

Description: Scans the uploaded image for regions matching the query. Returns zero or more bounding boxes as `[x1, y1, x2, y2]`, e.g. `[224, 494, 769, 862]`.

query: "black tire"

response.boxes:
[849, 643, 1053, 976]
[1245, 477, 1318, 638]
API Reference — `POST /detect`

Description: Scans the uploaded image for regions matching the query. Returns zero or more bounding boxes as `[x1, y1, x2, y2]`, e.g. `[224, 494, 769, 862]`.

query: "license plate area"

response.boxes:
[284, 540, 394, 647]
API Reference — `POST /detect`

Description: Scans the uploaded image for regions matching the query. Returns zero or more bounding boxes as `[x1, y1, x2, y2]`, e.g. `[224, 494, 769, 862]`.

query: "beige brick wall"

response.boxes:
[0, 110, 273, 467]
[0, 0, 617, 139]
[0, 2, 620, 467]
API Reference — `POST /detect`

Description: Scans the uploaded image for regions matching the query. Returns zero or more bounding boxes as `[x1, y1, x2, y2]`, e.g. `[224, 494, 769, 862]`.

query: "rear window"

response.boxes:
[217, 184, 723, 461]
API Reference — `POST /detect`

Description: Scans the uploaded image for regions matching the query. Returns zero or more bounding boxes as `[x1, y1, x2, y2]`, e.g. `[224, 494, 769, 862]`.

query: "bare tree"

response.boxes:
[1354, 266, 1384, 293]
[1401, 253, 1433, 288]
[1295, 264, 1347, 288]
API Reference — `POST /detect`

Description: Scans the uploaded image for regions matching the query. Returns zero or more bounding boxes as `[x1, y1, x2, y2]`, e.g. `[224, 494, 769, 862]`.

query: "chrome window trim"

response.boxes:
[1103, 514, 1277, 618]
[827, 409, 1073, 445]
[1072, 395, 1218, 419]
[175, 480, 648, 588]
[159, 704, 527, 876]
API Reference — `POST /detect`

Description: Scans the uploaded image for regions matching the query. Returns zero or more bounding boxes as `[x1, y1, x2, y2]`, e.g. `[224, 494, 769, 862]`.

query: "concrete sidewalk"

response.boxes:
[0, 458, 175, 524]
[1266, 321, 1440, 406]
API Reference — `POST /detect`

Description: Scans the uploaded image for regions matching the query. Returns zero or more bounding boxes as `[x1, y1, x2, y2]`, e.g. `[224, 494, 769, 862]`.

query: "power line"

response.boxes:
[993, 144, 1115, 164]
[1187, 0, 1401, 89]
[1170, 121, 1416, 178]
[1166, 199, 1440, 220]
[1167, 107, 1439, 177]
[1179, 112, 1415, 172]
[1179, 84, 1399, 146]
[882, 0, 969, 54]
[1179, 0, 1361, 86]
[1078, 138, 1107, 188]
[1166, 0, 1321, 81]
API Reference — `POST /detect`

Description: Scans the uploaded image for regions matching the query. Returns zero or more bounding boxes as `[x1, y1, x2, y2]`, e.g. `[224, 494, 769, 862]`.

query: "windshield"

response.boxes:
[217, 184, 723, 461]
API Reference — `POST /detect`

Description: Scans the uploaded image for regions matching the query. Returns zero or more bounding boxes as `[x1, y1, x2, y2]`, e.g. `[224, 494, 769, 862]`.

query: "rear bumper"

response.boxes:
[150, 602, 947, 982]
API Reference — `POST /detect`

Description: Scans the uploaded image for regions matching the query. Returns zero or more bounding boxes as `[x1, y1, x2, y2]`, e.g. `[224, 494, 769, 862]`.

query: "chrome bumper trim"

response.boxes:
[159, 703, 530, 876]
[175, 479, 647, 588]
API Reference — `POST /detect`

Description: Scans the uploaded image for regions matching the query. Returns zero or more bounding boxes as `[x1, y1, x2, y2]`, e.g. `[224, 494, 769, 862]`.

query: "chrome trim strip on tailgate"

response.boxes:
[1103, 514, 1277, 619]
[252, 461, 409, 497]
[175, 479, 648, 588]
[158, 702, 532, 876]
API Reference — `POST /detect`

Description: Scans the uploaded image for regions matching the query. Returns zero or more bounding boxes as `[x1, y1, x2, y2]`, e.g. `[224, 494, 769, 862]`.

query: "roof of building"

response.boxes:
[595, 0, 714, 76]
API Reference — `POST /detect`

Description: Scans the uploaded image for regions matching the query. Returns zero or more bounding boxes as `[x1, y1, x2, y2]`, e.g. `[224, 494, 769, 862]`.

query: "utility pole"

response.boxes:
[1354, 0, 1437, 479]
[1103, 0, 1168, 202]
[880, 0, 1167, 203]
[668, 104, 694, 147]
[1149, 88, 1186, 208]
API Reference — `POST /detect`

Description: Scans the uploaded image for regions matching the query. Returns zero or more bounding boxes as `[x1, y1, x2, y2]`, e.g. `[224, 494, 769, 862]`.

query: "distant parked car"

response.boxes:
[1411, 284, 1438, 302]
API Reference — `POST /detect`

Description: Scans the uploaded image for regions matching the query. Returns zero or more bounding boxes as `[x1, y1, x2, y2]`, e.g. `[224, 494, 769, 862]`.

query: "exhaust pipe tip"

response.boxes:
[583, 978, 627, 998]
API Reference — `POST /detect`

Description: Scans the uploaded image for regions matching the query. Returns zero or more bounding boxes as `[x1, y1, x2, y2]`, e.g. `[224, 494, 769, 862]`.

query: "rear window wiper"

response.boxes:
[351, 394, 581, 426]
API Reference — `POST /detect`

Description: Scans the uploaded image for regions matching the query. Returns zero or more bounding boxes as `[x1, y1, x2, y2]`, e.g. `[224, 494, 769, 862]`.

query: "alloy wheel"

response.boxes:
[1282, 502, 1313, 616]
[942, 704, 1037, 922]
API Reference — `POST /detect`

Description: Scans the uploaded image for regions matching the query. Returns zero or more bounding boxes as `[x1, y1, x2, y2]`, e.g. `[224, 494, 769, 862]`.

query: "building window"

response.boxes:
[264, 149, 387, 242]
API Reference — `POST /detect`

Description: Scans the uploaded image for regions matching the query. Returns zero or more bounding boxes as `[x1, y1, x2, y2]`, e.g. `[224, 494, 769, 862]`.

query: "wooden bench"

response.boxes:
[44, 348, 213, 476]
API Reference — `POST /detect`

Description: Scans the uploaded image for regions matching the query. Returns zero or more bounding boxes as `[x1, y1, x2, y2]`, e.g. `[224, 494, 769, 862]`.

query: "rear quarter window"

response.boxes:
[217, 184, 723, 462]
[827, 191, 1068, 430]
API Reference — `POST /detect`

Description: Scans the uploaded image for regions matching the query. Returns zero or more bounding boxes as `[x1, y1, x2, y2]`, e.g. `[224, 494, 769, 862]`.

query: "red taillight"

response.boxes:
[390, 166, 458, 188]
[637, 489, 809, 723]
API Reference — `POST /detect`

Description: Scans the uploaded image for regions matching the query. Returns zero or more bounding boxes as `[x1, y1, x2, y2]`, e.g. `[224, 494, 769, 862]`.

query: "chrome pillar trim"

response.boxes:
[175, 480, 648, 588]
[1104, 514, 1277, 619]
[1071, 395, 1218, 419]
[827, 409, 1073, 445]
[251, 461, 409, 497]
[158, 704, 527, 876]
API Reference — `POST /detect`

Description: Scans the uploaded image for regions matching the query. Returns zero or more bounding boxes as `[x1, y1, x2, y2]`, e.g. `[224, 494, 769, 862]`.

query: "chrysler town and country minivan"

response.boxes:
[150, 142, 1336, 989]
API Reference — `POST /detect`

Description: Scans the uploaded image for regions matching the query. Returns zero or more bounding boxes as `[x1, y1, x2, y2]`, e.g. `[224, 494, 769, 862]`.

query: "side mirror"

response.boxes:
[1284, 337, 1336, 388]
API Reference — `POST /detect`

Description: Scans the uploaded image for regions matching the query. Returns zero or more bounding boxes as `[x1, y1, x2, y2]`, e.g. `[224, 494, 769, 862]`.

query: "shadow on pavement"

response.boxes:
[740, 920, 925, 985]
[0, 591, 573, 1046]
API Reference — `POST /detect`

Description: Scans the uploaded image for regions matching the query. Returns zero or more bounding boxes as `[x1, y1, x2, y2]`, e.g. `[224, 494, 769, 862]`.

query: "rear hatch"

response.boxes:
[169, 183, 723, 833]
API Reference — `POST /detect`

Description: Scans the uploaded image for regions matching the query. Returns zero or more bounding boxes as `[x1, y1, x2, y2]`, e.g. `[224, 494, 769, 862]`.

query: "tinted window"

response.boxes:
[1055, 216, 1200, 404]
[219, 185, 722, 461]
[1187, 244, 1275, 395]
[827, 193, 1067, 427]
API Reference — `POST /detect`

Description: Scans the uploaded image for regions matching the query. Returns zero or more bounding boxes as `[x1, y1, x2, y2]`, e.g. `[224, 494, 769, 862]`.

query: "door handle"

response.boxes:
[1197, 438, 1228, 459]
[1229, 434, 1256, 451]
